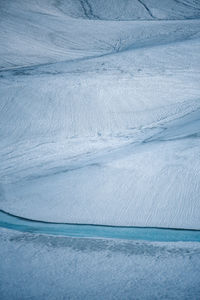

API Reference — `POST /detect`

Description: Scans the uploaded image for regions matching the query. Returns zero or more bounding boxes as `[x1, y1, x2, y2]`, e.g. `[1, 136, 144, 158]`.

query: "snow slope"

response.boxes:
[0, 0, 200, 228]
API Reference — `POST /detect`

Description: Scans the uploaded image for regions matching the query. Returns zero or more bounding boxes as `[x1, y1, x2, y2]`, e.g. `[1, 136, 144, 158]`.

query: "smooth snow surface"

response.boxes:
[0, 0, 200, 229]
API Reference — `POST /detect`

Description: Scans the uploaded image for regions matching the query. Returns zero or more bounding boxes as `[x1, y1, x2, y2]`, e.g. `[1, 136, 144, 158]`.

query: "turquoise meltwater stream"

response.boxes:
[0, 210, 200, 242]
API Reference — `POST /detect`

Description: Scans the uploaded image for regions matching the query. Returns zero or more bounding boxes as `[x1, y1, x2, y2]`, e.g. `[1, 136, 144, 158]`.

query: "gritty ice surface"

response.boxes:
[0, 228, 200, 299]
[0, 0, 200, 228]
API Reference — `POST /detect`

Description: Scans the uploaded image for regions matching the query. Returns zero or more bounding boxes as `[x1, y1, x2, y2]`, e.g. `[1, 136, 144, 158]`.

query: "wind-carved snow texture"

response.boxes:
[137, 0, 155, 19]
[0, 0, 200, 229]
[79, 0, 100, 19]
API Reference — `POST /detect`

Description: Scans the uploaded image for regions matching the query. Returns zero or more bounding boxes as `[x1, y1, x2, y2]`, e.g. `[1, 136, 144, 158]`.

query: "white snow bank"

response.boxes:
[0, 0, 200, 228]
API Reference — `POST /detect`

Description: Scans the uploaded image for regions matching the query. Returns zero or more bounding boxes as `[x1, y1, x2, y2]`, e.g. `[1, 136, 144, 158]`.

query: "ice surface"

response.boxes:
[0, 0, 200, 228]
[0, 228, 200, 299]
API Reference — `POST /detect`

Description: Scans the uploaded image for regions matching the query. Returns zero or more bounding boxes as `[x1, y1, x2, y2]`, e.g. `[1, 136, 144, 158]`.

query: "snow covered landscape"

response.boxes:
[0, 0, 200, 298]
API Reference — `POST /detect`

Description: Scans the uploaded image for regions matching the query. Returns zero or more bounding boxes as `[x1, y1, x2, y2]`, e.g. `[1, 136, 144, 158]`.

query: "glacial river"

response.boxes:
[0, 210, 200, 242]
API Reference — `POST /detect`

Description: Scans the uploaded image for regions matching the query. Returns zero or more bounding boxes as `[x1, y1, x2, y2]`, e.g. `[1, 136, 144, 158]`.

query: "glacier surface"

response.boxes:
[0, 0, 200, 229]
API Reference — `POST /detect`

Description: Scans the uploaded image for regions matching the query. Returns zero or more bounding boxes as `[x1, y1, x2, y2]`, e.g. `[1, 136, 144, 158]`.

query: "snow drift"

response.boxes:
[0, 0, 200, 229]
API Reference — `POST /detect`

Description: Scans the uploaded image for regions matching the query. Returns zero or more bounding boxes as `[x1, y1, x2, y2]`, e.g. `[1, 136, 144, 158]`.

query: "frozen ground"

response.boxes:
[0, 0, 200, 228]
[0, 228, 200, 299]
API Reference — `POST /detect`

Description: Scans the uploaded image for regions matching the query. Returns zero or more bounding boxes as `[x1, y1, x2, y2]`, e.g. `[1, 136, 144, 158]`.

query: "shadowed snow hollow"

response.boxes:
[0, 0, 200, 229]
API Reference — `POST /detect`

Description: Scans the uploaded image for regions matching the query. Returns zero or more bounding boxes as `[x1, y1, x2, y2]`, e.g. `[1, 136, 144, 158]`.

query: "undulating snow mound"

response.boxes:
[56, 0, 200, 20]
[0, 0, 200, 229]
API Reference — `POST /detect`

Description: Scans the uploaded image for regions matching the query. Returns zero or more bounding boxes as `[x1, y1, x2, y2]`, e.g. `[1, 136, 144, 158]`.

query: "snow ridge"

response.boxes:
[0, 0, 200, 229]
